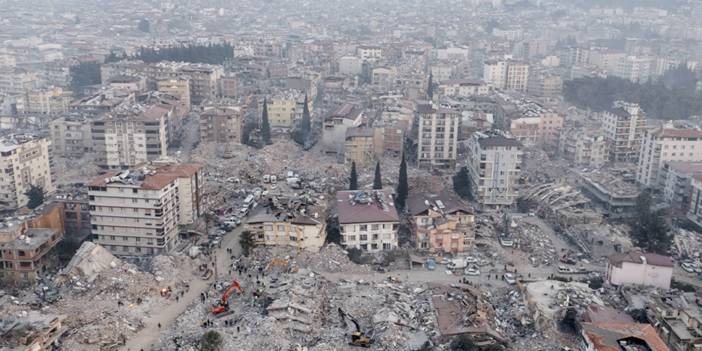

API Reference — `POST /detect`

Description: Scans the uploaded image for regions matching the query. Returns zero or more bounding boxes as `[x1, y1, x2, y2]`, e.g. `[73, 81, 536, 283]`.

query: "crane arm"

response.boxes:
[220, 280, 243, 304]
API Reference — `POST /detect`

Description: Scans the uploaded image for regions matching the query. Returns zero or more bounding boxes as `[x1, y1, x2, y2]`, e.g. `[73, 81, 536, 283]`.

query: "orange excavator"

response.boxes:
[212, 280, 243, 315]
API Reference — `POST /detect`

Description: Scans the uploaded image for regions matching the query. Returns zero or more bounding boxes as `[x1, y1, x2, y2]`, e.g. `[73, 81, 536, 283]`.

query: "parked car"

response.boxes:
[682, 262, 696, 273]
[464, 265, 480, 276]
[504, 273, 517, 285]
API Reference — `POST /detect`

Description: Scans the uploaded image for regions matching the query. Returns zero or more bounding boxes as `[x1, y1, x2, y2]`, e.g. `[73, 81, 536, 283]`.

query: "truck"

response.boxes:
[447, 258, 468, 270]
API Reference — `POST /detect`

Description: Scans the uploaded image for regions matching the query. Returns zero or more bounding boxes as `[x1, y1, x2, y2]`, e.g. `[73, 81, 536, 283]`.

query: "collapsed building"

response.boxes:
[406, 193, 475, 253]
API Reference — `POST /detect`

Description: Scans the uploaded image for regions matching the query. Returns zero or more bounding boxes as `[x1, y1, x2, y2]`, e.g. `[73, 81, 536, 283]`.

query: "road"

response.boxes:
[123, 226, 243, 351]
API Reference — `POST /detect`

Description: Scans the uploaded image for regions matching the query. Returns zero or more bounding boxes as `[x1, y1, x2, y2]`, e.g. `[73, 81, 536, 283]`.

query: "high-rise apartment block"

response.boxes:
[88, 163, 203, 256]
[601, 102, 647, 163]
[0, 135, 54, 210]
[637, 128, 702, 187]
[417, 104, 460, 169]
[199, 104, 244, 144]
[50, 116, 93, 158]
[483, 60, 529, 92]
[466, 132, 523, 206]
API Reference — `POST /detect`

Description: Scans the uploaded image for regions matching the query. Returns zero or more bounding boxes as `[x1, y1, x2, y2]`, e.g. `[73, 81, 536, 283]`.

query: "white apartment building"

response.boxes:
[601, 102, 647, 163]
[606, 251, 673, 290]
[430, 64, 453, 83]
[88, 163, 203, 256]
[559, 129, 608, 168]
[91, 105, 170, 169]
[613, 56, 654, 83]
[483, 60, 508, 89]
[437, 80, 490, 97]
[50, 116, 92, 157]
[356, 45, 382, 61]
[338, 56, 363, 76]
[417, 104, 460, 169]
[688, 176, 702, 228]
[246, 205, 327, 252]
[505, 62, 529, 92]
[336, 190, 399, 253]
[0, 136, 54, 210]
[637, 128, 702, 187]
[467, 132, 523, 206]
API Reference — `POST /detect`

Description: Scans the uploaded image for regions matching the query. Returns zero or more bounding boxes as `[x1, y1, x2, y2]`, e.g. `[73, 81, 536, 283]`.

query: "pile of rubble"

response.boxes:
[250, 243, 372, 274]
[2, 243, 203, 350]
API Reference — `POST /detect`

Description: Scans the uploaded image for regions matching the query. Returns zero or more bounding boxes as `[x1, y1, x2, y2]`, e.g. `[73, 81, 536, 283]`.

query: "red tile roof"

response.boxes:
[336, 190, 399, 224]
[582, 323, 670, 351]
[654, 128, 702, 139]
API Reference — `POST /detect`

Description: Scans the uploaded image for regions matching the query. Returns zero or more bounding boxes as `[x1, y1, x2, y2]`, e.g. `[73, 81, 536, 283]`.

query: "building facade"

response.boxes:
[637, 128, 702, 187]
[466, 132, 523, 206]
[606, 251, 673, 290]
[601, 102, 647, 163]
[408, 194, 474, 254]
[200, 104, 244, 144]
[336, 190, 399, 252]
[50, 116, 93, 158]
[417, 104, 460, 169]
[0, 136, 54, 210]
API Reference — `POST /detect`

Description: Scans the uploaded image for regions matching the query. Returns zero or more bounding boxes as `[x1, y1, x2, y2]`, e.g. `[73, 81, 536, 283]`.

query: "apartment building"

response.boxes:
[527, 72, 563, 98]
[88, 163, 202, 256]
[687, 176, 702, 228]
[637, 128, 702, 187]
[0, 228, 62, 283]
[338, 56, 363, 76]
[647, 291, 702, 351]
[337, 190, 399, 253]
[601, 102, 647, 163]
[200, 104, 244, 144]
[91, 105, 169, 169]
[356, 45, 382, 61]
[0, 135, 54, 210]
[246, 196, 326, 251]
[417, 104, 460, 169]
[219, 74, 238, 98]
[344, 128, 380, 168]
[171, 63, 223, 105]
[606, 251, 673, 290]
[408, 194, 474, 254]
[371, 67, 398, 90]
[559, 129, 608, 168]
[660, 162, 702, 214]
[437, 79, 490, 97]
[322, 103, 363, 156]
[266, 92, 305, 128]
[505, 62, 530, 92]
[509, 112, 563, 148]
[50, 116, 92, 158]
[23, 87, 71, 114]
[483, 60, 508, 89]
[483, 60, 529, 92]
[466, 132, 523, 206]
[613, 56, 654, 82]
[157, 79, 191, 115]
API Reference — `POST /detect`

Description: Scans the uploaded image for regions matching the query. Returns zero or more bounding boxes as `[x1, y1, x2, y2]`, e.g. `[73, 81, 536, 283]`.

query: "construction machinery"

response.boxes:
[338, 308, 374, 348]
[212, 280, 243, 315]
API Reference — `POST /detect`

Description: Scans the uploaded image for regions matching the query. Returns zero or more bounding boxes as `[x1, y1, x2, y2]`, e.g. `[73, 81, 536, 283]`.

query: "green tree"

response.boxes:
[325, 216, 341, 244]
[349, 162, 358, 190]
[239, 230, 256, 257]
[301, 94, 311, 135]
[373, 161, 382, 189]
[427, 72, 434, 100]
[200, 330, 223, 351]
[260, 98, 271, 145]
[396, 154, 408, 211]
[452, 167, 472, 200]
[25, 185, 44, 209]
[630, 190, 672, 254]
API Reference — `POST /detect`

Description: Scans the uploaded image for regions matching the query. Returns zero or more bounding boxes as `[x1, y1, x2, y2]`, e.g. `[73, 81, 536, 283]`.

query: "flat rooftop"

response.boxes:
[1, 228, 57, 251]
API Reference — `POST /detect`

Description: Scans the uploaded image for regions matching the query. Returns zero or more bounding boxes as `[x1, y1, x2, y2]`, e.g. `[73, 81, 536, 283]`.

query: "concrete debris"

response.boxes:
[58, 241, 119, 283]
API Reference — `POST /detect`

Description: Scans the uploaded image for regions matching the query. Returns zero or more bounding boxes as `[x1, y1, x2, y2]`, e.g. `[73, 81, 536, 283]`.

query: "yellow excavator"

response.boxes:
[338, 308, 374, 348]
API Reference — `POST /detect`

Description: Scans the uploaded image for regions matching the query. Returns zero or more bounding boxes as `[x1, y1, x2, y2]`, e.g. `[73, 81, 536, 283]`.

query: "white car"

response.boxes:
[504, 273, 517, 285]
[464, 266, 480, 276]
[681, 262, 696, 273]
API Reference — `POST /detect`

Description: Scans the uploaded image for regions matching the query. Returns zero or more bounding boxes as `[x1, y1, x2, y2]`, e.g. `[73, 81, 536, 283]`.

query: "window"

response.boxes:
[123, 236, 128, 241]
[359, 225, 367, 231]
[347, 235, 356, 242]
[383, 243, 392, 250]
[360, 234, 368, 241]
[360, 244, 368, 250]
[110, 236, 116, 240]
[392, 224, 398, 230]
[277, 225, 285, 232]
[372, 234, 379, 240]
[371, 243, 378, 250]
[371, 224, 379, 230]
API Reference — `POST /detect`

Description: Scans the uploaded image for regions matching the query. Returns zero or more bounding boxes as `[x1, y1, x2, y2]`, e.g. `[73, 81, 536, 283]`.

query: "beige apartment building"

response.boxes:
[220, 74, 238, 98]
[0, 135, 54, 210]
[601, 102, 647, 163]
[509, 112, 563, 147]
[506, 62, 530, 92]
[637, 127, 702, 187]
[88, 163, 203, 256]
[559, 128, 608, 168]
[322, 103, 363, 156]
[246, 202, 327, 252]
[23, 87, 71, 114]
[50, 116, 92, 157]
[157, 79, 191, 115]
[200, 104, 244, 144]
[91, 105, 169, 169]
[265, 92, 311, 129]
[344, 128, 381, 168]
[417, 104, 460, 169]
